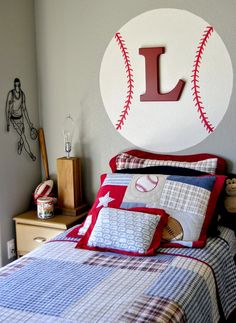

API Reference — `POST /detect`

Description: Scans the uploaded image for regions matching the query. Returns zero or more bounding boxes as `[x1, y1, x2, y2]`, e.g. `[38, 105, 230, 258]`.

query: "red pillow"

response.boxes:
[73, 173, 225, 248]
[109, 150, 227, 174]
[76, 207, 169, 256]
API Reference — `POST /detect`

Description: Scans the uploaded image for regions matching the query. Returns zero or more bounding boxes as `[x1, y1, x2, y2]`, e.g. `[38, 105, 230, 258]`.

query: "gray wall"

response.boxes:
[0, 0, 41, 266]
[35, 0, 236, 207]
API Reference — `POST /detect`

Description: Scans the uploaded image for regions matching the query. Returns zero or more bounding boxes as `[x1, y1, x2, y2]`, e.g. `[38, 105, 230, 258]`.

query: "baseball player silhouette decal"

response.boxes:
[5, 78, 38, 161]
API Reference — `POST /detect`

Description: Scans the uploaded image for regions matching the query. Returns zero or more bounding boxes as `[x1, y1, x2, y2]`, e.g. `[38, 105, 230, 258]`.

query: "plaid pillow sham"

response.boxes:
[109, 150, 227, 174]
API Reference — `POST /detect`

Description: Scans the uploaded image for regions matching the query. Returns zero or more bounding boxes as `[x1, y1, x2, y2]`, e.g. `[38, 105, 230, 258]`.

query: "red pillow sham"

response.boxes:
[71, 172, 225, 248]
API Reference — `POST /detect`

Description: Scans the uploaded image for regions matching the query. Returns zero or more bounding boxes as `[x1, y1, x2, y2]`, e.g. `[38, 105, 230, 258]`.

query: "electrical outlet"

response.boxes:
[7, 239, 16, 259]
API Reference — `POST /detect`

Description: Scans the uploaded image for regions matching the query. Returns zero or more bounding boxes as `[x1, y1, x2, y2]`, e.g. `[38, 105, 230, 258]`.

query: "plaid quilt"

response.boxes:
[0, 227, 235, 323]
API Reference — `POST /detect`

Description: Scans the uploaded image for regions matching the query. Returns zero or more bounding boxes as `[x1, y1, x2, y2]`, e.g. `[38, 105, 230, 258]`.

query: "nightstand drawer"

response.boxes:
[16, 223, 63, 255]
[14, 210, 87, 258]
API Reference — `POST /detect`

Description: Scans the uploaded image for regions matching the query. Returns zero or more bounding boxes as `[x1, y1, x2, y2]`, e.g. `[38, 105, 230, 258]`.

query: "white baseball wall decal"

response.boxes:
[100, 9, 233, 152]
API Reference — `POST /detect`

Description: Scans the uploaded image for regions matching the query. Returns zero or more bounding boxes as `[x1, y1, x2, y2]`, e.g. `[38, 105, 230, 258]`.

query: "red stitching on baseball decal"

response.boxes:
[191, 26, 214, 133]
[115, 32, 134, 130]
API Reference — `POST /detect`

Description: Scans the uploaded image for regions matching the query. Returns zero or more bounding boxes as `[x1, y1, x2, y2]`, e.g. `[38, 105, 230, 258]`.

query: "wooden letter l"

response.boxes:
[139, 47, 185, 101]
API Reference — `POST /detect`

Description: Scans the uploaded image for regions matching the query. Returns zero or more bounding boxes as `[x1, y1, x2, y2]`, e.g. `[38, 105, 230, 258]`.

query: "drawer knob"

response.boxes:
[33, 237, 46, 243]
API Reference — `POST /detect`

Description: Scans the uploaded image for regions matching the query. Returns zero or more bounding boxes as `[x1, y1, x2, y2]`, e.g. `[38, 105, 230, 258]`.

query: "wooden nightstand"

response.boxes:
[14, 210, 86, 258]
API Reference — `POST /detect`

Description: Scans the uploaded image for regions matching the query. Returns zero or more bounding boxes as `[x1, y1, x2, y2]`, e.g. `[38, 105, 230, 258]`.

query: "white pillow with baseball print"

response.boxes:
[88, 208, 162, 253]
[76, 207, 169, 256]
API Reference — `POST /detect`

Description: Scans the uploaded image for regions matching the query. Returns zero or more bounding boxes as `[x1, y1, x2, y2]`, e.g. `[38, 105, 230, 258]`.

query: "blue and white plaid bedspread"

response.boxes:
[0, 226, 235, 322]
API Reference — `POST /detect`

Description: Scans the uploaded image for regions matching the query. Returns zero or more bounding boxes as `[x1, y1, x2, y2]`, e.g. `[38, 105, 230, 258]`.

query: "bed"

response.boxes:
[0, 150, 236, 322]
